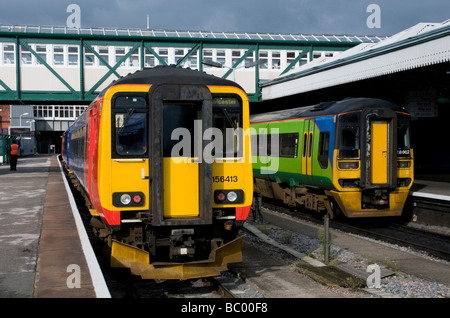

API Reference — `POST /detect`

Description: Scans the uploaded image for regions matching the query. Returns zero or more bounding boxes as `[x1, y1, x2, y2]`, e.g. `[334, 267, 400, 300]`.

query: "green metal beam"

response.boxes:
[279, 49, 308, 76]
[176, 43, 201, 67]
[223, 47, 255, 79]
[143, 43, 168, 66]
[87, 42, 140, 95]
[0, 79, 12, 91]
[19, 39, 76, 93]
[83, 43, 121, 78]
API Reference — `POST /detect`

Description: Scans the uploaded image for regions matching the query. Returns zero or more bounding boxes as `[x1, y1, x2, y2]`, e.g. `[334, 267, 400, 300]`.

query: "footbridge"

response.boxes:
[0, 24, 382, 104]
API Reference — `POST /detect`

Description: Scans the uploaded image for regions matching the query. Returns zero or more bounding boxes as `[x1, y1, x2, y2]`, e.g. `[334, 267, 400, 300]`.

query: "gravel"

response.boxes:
[244, 216, 450, 298]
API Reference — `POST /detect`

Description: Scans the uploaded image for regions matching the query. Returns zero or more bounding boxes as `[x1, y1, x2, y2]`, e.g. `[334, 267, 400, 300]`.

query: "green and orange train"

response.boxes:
[250, 98, 414, 218]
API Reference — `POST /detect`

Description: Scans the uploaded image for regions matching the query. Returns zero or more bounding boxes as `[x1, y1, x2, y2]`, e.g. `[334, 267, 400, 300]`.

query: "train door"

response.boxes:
[149, 84, 213, 226]
[361, 108, 397, 189]
[162, 103, 201, 217]
[301, 119, 314, 183]
[370, 120, 388, 184]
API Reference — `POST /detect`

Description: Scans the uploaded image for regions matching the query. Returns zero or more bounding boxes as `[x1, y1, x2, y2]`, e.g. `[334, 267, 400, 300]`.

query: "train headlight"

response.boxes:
[120, 194, 131, 205]
[227, 191, 238, 202]
[338, 161, 359, 169]
[113, 192, 145, 207]
[397, 161, 411, 168]
[214, 190, 244, 204]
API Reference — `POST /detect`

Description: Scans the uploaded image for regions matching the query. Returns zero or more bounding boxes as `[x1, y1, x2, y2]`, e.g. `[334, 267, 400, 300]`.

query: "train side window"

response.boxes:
[279, 133, 299, 158]
[318, 132, 330, 169]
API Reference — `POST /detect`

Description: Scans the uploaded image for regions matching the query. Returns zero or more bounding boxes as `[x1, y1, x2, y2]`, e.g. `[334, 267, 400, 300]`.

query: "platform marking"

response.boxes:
[58, 159, 111, 298]
[409, 191, 450, 202]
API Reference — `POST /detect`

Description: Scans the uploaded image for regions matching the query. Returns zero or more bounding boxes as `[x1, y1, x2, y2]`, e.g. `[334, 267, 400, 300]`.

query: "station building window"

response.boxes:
[175, 48, 185, 64]
[158, 48, 168, 65]
[203, 49, 213, 66]
[129, 48, 139, 67]
[186, 53, 198, 69]
[84, 47, 94, 66]
[217, 50, 226, 66]
[33, 105, 88, 119]
[3, 44, 15, 65]
[232, 50, 241, 66]
[36, 45, 47, 65]
[20, 45, 32, 65]
[271, 51, 281, 69]
[144, 48, 155, 68]
[98, 46, 109, 66]
[259, 51, 268, 69]
[313, 51, 322, 59]
[68, 46, 78, 66]
[53, 46, 64, 65]
[115, 47, 126, 66]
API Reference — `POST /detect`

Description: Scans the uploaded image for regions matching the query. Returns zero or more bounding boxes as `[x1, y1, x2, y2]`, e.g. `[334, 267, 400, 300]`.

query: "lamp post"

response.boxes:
[19, 112, 29, 127]
[26, 120, 35, 131]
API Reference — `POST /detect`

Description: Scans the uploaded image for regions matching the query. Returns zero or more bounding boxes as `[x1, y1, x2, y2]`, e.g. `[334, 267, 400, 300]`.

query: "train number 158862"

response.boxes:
[212, 175, 238, 183]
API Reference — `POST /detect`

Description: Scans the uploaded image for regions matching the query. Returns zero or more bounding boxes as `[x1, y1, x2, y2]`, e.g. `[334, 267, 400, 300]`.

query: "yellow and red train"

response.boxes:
[62, 66, 253, 279]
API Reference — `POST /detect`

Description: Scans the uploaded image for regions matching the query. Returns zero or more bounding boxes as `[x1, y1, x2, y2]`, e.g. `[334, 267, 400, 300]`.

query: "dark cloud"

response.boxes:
[0, 0, 449, 36]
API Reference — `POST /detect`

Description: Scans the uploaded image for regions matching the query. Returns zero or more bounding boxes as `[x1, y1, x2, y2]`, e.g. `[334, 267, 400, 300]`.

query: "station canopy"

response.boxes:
[261, 20, 450, 100]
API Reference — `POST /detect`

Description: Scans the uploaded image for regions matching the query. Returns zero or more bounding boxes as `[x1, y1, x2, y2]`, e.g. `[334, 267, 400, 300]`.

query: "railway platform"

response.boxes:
[408, 178, 450, 228]
[0, 154, 110, 298]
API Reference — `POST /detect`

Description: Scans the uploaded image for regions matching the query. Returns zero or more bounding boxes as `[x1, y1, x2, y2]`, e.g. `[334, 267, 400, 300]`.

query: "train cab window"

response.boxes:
[112, 95, 148, 157]
[337, 112, 360, 159]
[115, 113, 147, 156]
[397, 113, 411, 157]
[212, 97, 243, 158]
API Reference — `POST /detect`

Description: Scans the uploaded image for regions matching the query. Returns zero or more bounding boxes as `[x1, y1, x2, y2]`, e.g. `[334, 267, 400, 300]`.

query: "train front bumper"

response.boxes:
[110, 235, 244, 280]
[331, 189, 410, 218]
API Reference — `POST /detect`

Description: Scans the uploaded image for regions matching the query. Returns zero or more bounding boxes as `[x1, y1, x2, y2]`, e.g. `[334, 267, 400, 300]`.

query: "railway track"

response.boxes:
[261, 199, 450, 262]
[103, 270, 238, 298]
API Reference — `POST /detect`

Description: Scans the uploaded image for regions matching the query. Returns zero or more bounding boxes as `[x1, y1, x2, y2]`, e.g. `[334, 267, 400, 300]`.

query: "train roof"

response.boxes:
[101, 65, 244, 95]
[250, 98, 406, 123]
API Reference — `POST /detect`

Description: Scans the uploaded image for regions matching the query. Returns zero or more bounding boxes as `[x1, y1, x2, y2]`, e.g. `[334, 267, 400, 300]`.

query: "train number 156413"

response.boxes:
[212, 175, 238, 183]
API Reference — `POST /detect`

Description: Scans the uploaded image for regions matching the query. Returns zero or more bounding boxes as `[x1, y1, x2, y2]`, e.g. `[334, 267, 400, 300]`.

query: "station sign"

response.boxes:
[405, 90, 438, 118]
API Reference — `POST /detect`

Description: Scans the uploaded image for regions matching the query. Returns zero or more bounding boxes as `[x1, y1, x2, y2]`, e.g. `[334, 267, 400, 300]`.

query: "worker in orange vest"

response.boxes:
[10, 142, 19, 171]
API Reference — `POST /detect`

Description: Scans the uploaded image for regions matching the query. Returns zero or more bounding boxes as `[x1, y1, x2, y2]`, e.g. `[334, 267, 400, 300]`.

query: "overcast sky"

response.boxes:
[0, 0, 449, 37]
